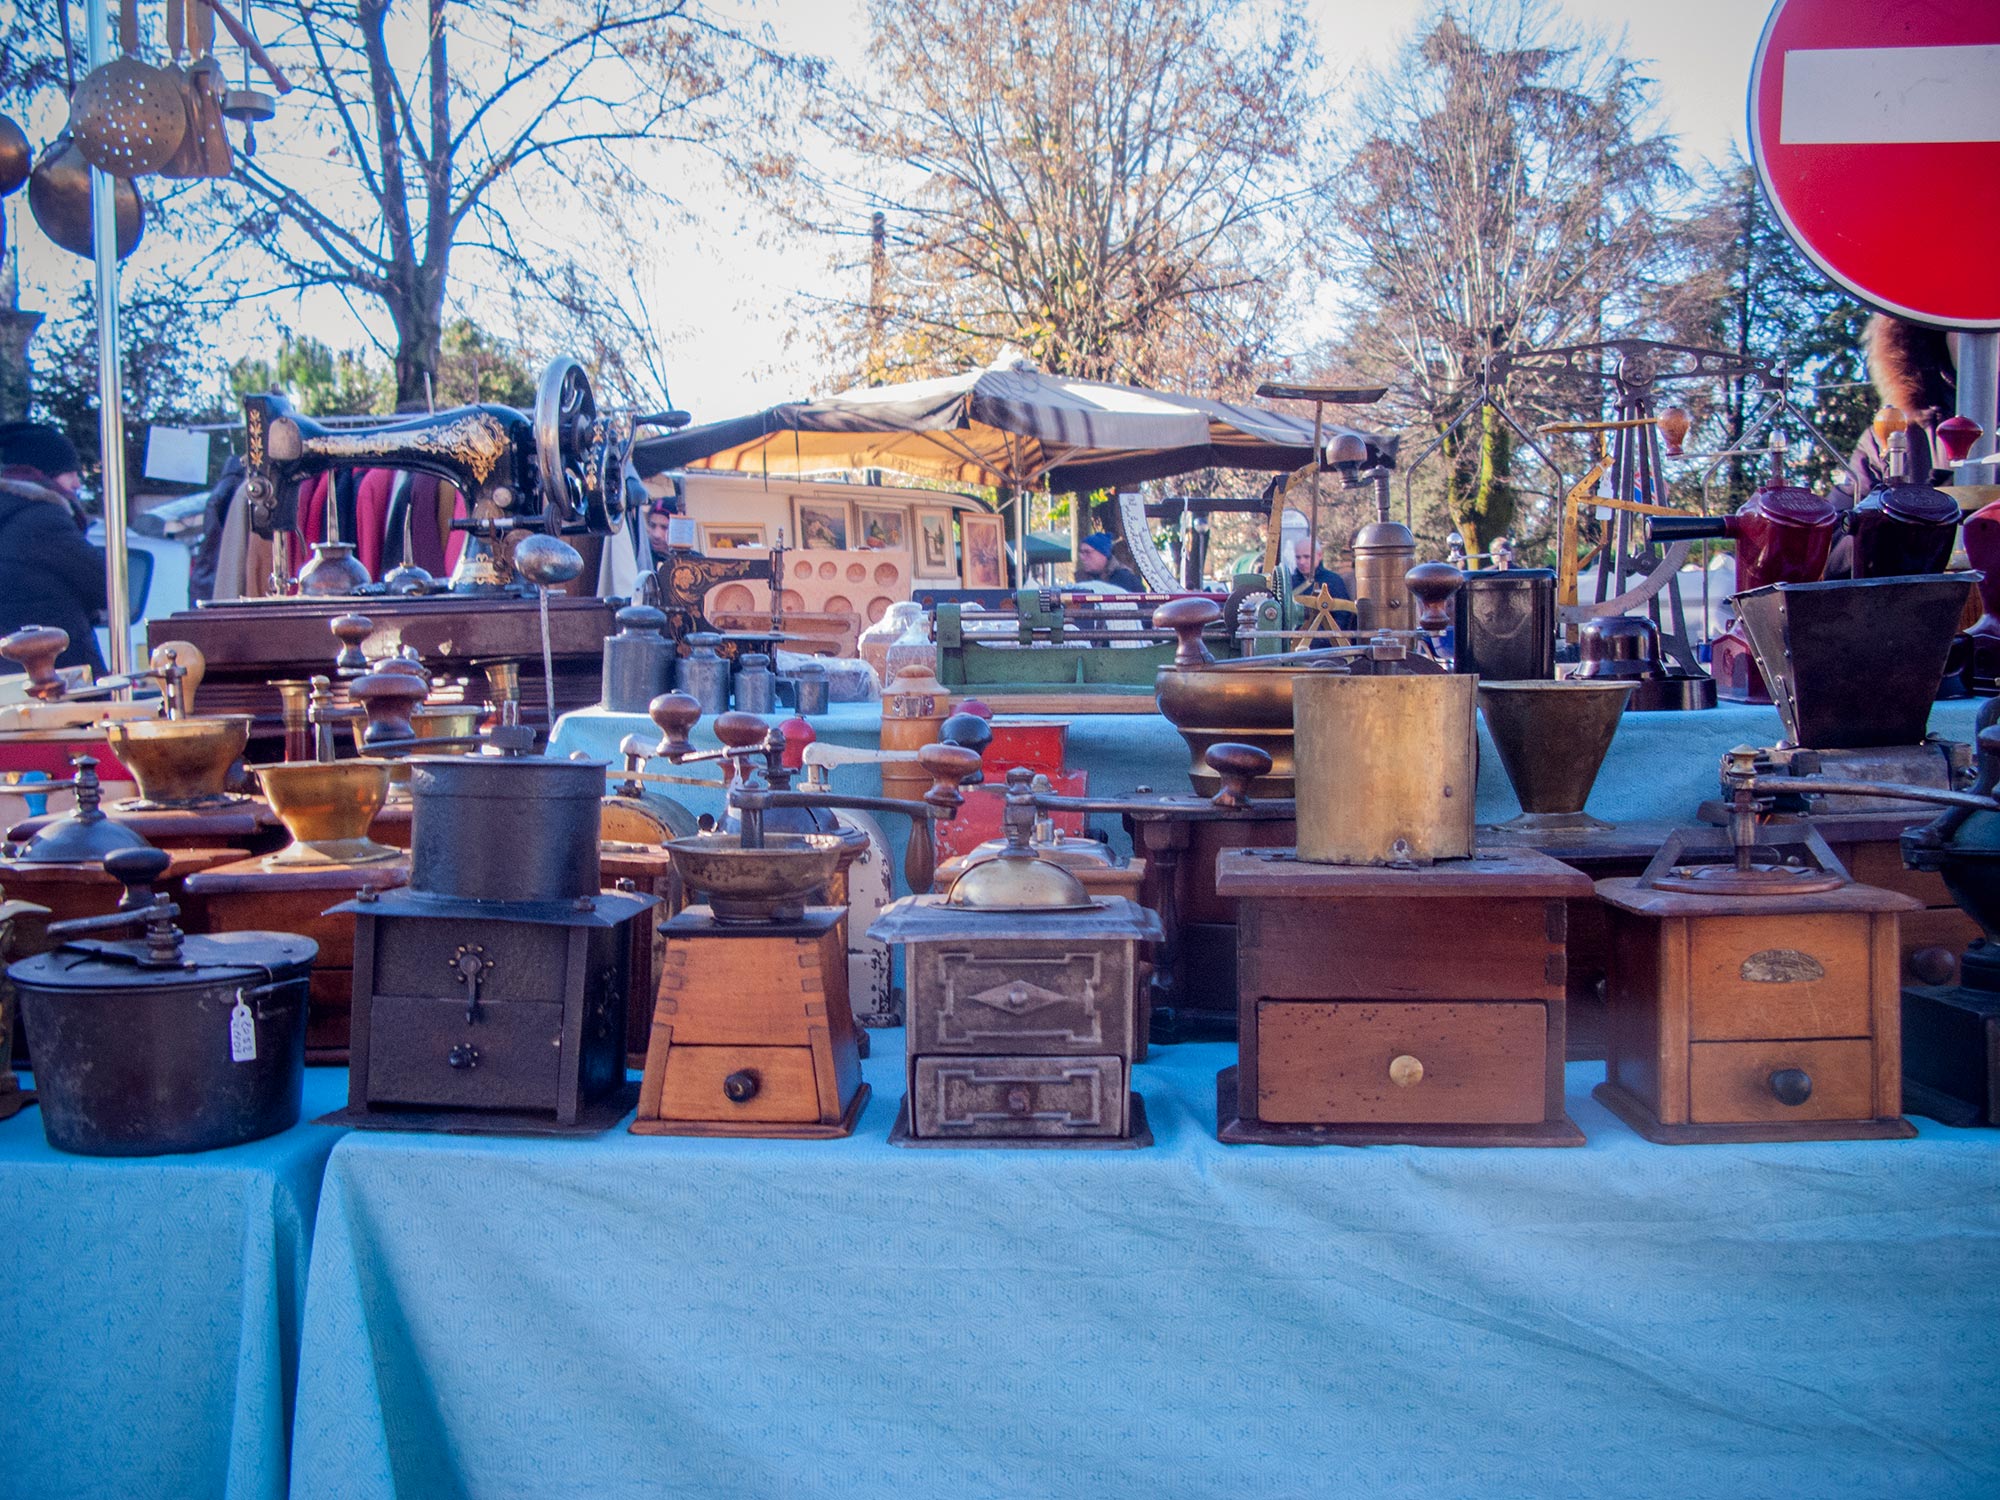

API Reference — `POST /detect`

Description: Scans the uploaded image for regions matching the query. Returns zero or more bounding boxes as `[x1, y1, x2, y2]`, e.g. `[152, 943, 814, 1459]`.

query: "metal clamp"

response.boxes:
[450, 945, 493, 1024]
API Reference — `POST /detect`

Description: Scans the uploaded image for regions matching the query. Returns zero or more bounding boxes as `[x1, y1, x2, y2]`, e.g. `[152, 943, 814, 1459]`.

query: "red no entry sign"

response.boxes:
[1751, 0, 2000, 330]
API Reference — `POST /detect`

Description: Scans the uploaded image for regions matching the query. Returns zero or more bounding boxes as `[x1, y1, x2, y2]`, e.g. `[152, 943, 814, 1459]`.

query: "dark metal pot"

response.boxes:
[407, 753, 606, 903]
[10, 931, 316, 1156]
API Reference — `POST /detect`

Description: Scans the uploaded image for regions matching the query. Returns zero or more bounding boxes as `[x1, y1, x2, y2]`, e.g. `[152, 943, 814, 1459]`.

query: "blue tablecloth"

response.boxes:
[553, 699, 1988, 872]
[0, 1067, 349, 1500]
[289, 1040, 2000, 1500]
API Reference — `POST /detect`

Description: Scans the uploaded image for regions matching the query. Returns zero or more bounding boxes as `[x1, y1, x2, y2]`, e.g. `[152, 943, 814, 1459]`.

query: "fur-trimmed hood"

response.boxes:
[1866, 314, 1956, 422]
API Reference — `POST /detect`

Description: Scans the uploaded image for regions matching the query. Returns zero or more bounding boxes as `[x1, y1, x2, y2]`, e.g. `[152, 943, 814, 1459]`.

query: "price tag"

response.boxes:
[229, 998, 257, 1063]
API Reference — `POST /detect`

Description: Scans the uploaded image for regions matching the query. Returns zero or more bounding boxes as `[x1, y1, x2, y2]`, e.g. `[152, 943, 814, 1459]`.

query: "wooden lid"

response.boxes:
[1594, 874, 1924, 917]
[183, 852, 411, 895]
[1215, 845, 1591, 897]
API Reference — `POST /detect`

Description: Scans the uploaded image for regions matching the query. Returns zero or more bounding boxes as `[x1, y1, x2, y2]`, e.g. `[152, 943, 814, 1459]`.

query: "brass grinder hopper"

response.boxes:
[1478, 680, 1634, 835]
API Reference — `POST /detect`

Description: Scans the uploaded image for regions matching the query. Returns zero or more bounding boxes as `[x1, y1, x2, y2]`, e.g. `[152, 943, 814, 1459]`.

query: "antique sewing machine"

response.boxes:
[629, 715, 981, 1138]
[871, 765, 1163, 1147]
[1588, 742, 1984, 1143]
[242, 356, 633, 595]
[1647, 437, 1838, 703]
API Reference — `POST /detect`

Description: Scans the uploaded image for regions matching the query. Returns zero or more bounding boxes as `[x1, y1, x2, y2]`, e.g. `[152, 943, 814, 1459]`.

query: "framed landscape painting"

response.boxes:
[793, 498, 852, 551]
[959, 512, 1006, 589]
[913, 507, 957, 578]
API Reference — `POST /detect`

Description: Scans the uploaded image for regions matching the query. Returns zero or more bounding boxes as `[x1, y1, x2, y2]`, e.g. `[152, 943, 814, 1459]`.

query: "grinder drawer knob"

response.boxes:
[1004, 1086, 1033, 1116]
[1769, 1068, 1813, 1107]
[447, 1044, 480, 1070]
[723, 1070, 761, 1103]
[1388, 1054, 1424, 1088]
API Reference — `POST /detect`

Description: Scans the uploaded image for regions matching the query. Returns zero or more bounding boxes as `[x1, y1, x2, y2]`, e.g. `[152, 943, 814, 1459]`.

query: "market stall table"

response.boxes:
[0, 1068, 349, 1500]
[288, 1037, 2000, 1500]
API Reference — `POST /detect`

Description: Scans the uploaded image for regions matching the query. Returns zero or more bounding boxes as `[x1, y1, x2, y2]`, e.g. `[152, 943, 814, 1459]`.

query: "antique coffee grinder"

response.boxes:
[1214, 666, 1591, 1147]
[0, 883, 47, 1121]
[1716, 573, 1977, 822]
[1593, 747, 1949, 1144]
[322, 706, 655, 1133]
[1850, 411, 1960, 578]
[1647, 439, 1839, 703]
[180, 677, 411, 1063]
[631, 719, 981, 1139]
[871, 765, 1163, 1146]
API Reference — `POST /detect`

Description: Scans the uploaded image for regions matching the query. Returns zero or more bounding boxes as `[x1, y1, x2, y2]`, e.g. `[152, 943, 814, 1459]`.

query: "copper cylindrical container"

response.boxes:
[1351, 521, 1417, 633]
[881, 664, 949, 808]
[1292, 672, 1475, 865]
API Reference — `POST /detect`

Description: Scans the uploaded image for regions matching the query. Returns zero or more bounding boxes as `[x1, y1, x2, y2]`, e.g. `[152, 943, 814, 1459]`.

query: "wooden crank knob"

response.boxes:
[1406, 561, 1463, 633]
[1152, 596, 1220, 669]
[917, 742, 984, 812]
[350, 668, 428, 746]
[1, 625, 71, 700]
[103, 846, 172, 909]
[149, 640, 205, 707]
[939, 711, 993, 756]
[1656, 405, 1692, 456]
[712, 710, 770, 750]
[1872, 405, 1907, 448]
[330, 613, 374, 675]
[1204, 742, 1272, 809]
[1389, 1054, 1424, 1088]
[647, 691, 702, 760]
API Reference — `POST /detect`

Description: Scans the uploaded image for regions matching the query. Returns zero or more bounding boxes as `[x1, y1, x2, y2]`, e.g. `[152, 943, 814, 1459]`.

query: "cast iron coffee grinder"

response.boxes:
[321, 573, 658, 1133]
[629, 719, 982, 1138]
[1647, 438, 1838, 703]
[1711, 571, 1978, 824]
[870, 765, 1164, 1147]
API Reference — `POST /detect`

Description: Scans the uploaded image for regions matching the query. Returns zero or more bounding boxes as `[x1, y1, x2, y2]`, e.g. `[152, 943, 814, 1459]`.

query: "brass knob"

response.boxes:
[1769, 1068, 1813, 1107]
[1205, 743, 1272, 809]
[648, 691, 702, 760]
[1388, 1054, 1424, 1088]
[1152, 596, 1220, 669]
[723, 1069, 761, 1103]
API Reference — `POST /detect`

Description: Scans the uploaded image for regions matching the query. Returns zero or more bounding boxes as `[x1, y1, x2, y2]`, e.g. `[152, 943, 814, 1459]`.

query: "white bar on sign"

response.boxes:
[1781, 44, 2000, 145]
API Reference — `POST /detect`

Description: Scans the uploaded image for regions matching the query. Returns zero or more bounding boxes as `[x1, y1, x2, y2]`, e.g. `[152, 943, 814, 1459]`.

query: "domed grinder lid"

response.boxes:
[10, 929, 317, 991]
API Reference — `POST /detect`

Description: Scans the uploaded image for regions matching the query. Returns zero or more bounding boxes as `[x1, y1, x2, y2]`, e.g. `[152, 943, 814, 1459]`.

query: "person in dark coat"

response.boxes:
[1076, 530, 1143, 591]
[1287, 537, 1359, 634]
[0, 422, 108, 676]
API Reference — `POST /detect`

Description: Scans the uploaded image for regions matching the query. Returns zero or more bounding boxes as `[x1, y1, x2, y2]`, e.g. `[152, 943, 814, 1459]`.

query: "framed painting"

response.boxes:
[699, 522, 768, 553]
[958, 512, 1007, 589]
[913, 507, 957, 578]
[856, 505, 908, 551]
[793, 498, 852, 551]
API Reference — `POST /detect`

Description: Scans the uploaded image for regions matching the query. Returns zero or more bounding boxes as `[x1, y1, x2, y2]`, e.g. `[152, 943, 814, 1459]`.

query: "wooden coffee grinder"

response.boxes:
[631, 714, 981, 1138]
[1595, 749, 1928, 1143]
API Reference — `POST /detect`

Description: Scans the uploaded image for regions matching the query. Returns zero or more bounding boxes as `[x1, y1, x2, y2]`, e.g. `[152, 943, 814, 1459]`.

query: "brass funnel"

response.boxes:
[665, 833, 846, 924]
[257, 761, 400, 867]
[1478, 680, 1633, 833]
[102, 715, 252, 808]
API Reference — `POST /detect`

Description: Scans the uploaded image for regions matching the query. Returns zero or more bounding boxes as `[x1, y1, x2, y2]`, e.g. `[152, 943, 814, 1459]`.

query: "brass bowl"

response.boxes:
[256, 760, 399, 867]
[102, 715, 251, 805]
[665, 833, 846, 924]
[1155, 662, 1315, 796]
[1477, 680, 1633, 826]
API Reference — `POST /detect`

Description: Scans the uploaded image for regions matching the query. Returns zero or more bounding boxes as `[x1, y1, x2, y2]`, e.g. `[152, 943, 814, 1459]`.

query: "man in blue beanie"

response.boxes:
[1076, 530, 1142, 591]
[0, 421, 108, 675]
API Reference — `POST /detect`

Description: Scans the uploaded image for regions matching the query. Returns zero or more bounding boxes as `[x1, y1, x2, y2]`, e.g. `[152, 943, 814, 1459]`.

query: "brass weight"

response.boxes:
[1292, 672, 1475, 865]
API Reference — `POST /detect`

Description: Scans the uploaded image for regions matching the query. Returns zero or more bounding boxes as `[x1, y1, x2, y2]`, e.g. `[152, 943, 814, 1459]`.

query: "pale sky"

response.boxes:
[9, 0, 1774, 422]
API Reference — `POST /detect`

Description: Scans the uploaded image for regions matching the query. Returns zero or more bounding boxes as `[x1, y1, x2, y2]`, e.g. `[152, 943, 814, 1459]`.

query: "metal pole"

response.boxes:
[86, 0, 132, 677]
[1956, 330, 1998, 472]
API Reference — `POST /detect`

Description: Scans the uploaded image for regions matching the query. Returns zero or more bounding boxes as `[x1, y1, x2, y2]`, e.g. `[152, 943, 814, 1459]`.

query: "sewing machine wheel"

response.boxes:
[534, 357, 630, 536]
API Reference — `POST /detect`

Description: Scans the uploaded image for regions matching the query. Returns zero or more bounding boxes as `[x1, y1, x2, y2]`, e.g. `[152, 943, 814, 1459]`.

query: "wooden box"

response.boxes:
[1215, 846, 1590, 1147]
[1902, 983, 2000, 1126]
[632, 908, 867, 1139]
[180, 854, 411, 1063]
[1594, 877, 1920, 1143]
